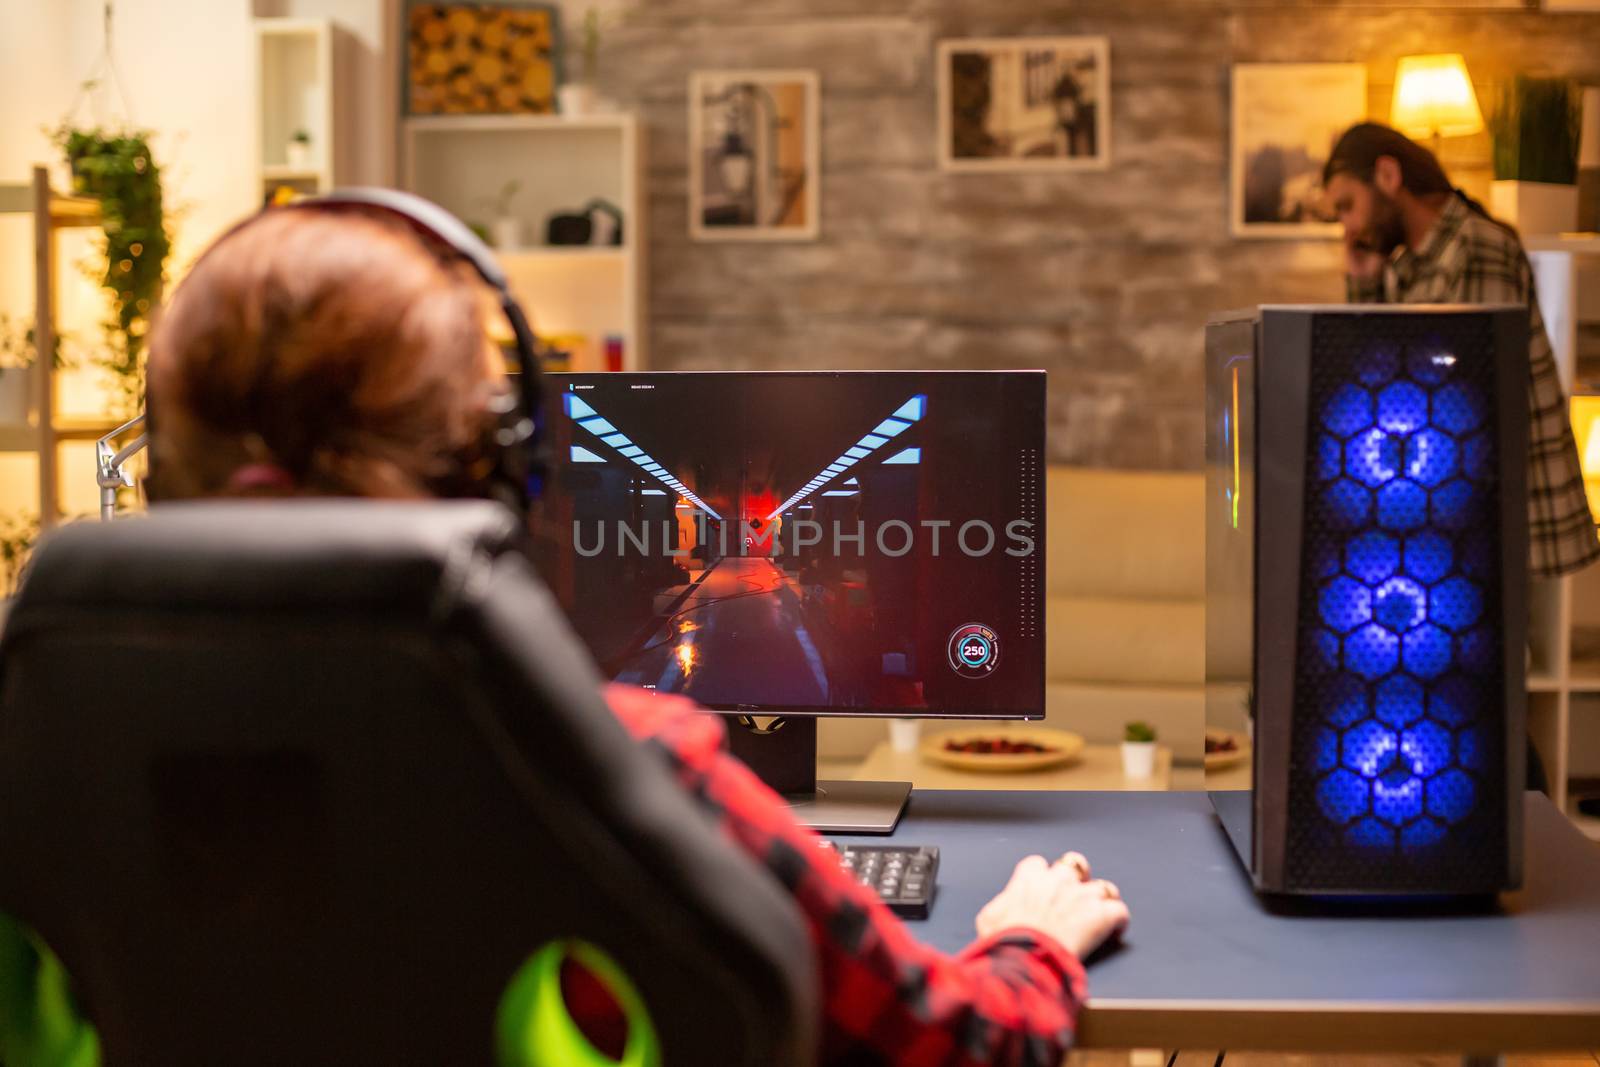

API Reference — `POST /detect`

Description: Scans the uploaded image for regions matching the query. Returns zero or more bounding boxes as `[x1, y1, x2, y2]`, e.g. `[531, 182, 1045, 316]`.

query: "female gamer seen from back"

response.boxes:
[13, 201, 1131, 1067]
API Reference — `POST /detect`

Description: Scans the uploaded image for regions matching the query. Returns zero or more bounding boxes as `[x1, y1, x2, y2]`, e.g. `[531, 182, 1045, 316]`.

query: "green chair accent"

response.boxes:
[496, 940, 659, 1067]
[0, 914, 100, 1067]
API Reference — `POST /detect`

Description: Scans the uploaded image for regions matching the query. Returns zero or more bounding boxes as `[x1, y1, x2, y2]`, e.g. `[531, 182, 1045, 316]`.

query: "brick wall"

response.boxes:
[584, 0, 1600, 468]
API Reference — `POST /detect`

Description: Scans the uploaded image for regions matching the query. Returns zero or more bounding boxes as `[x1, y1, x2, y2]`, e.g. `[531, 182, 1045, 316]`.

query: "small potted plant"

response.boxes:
[482, 180, 523, 251]
[0, 513, 40, 599]
[0, 315, 39, 425]
[286, 128, 313, 170]
[1122, 721, 1158, 779]
[1488, 77, 1582, 234]
[558, 7, 603, 117]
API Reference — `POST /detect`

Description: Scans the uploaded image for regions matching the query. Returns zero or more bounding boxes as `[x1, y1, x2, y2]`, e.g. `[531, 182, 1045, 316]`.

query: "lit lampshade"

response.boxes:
[1575, 396, 1600, 523]
[1391, 54, 1485, 141]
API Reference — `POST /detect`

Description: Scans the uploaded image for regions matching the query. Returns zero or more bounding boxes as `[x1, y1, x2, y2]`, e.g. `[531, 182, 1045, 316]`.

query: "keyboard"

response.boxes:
[824, 841, 939, 919]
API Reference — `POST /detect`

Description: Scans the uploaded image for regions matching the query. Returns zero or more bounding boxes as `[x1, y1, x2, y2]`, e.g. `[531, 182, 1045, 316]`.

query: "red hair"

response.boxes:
[147, 206, 496, 500]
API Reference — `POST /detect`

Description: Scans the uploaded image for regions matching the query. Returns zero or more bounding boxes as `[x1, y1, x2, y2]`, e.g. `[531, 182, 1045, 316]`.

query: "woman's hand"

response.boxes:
[975, 851, 1130, 960]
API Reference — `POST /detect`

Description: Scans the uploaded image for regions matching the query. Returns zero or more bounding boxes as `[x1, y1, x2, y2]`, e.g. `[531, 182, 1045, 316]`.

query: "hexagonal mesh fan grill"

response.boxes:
[1288, 313, 1508, 891]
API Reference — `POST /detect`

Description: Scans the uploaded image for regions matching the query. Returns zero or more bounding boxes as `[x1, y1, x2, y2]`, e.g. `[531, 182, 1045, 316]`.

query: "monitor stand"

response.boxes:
[724, 715, 910, 834]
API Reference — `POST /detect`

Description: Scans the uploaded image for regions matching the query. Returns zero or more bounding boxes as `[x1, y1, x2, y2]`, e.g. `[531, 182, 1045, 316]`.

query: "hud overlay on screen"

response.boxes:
[533, 372, 1046, 717]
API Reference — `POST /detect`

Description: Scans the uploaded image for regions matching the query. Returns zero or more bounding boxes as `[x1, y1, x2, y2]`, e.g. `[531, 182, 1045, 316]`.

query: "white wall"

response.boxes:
[1, 0, 257, 289]
[0, 3, 75, 313]
[0, 0, 257, 512]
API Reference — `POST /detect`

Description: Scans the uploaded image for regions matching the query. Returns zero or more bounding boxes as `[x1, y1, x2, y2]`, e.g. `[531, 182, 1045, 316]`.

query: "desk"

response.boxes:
[850, 741, 1173, 792]
[845, 790, 1600, 1054]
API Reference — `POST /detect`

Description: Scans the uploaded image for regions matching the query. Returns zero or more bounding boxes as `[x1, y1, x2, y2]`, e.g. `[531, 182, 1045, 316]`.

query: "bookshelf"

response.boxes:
[401, 113, 645, 372]
[256, 17, 353, 203]
[0, 167, 125, 547]
[1526, 234, 1600, 831]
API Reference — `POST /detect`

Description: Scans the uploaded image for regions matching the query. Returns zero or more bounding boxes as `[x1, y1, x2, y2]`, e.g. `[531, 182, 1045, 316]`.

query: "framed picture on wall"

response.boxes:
[937, 36, 1111, 172]
[405, 2, 561, 115]
[689, 70, 821, 242]
[1231, 63, 1368, 238]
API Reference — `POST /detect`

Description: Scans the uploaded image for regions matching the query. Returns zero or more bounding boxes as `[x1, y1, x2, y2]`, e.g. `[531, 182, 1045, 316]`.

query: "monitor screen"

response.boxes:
[532, 371, 1045, 718]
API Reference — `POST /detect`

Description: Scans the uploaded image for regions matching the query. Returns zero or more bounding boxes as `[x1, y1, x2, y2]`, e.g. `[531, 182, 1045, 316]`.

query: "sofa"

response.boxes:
[818, 465, 1207, 765]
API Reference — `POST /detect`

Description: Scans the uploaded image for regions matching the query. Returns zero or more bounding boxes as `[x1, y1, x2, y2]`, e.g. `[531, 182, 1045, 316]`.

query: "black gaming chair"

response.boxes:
[0, 501, 816, 1066]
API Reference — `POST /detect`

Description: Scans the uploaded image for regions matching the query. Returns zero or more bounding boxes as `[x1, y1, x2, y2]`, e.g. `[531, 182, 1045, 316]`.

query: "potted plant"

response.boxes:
[0, 316, 76, 426]
[0, 315, 40, 426]
[482, 179, 523, 251]
[1122, 721, 1158, 779]
[286, 128, 313, 170]
[53, 124, 170, 419]
[1489, 77, 1583, 234]
[558, 7, 603, 117]
[0, 513, 40, 598]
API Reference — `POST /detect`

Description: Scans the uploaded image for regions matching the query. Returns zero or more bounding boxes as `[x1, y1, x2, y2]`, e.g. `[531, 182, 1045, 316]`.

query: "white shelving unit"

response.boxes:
[0, 167, 124, 538]
[401, 114, 646, 372]
[255, 17, 352, 202]
[1525, 233, 1600, 830]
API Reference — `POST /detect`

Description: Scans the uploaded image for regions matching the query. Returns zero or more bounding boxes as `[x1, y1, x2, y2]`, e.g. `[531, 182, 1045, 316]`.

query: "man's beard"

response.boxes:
[1360, 190, 1408, 256]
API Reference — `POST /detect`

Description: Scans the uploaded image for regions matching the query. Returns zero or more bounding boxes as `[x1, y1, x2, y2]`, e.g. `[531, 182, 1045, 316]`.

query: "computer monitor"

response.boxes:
[533, 371, 1046, 831]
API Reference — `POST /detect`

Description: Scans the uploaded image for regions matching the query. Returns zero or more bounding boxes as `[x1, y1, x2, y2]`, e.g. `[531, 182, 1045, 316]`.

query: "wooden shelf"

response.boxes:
[48, 195, 101, 228]
[256, 16, 339, 199]
[256, 16, 327, 37]
[404, 111, 645, 371]
[1525, 233, 1600, 254]
[51, 418, 125, 443]
[0, 184, 99, 227]
[403, 113, 634, 134]
[0, 423, 40, 453]
[261, 165, 324, 182]
[500, 247, 628, 262]
[1529, 673, 1565, 693]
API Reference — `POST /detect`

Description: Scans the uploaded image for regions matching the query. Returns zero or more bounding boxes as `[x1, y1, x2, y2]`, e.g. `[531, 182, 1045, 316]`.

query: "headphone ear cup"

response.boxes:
[293, 189, 550, 509]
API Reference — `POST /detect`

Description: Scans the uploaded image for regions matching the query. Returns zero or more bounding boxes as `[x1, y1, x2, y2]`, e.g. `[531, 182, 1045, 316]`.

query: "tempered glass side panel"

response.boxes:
[1285, 310, 1512, 892]
[1206, 315, 1256, 794]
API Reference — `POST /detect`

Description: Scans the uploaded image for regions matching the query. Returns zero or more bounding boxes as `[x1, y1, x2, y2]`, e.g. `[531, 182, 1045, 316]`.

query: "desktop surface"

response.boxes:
[852, 789, 1600, 1051]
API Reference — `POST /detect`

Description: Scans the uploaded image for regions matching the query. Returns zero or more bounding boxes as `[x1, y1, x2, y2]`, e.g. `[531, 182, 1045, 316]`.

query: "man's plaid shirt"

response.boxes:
[1349, 192, 1599, 578]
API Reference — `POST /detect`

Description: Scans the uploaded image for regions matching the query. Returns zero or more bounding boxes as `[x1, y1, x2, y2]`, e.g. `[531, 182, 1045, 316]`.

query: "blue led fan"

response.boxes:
[1302, 336, 1500, 860]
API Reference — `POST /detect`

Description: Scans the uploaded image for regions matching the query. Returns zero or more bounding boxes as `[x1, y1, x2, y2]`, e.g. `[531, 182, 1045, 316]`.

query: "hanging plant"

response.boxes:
[51, 124, 170, 415]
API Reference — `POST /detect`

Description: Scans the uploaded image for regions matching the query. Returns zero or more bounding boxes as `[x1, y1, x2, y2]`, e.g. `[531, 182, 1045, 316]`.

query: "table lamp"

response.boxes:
[1391, 53, 1485, 153]
[1577, 395, 1600, 523]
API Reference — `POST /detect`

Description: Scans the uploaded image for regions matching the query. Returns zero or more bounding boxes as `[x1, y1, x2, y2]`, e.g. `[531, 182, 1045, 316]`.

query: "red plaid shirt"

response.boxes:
[604, 683, 1088, 1066]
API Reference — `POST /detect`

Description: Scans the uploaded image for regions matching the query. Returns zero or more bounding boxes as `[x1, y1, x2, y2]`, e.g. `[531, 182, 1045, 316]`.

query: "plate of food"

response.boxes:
[921, 727, 1086, 773]
[1205, 729, 1250, 770]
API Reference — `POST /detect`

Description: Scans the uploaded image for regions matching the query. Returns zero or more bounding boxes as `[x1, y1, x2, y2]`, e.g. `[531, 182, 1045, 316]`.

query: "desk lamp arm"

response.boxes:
[95, 414, 146, 522]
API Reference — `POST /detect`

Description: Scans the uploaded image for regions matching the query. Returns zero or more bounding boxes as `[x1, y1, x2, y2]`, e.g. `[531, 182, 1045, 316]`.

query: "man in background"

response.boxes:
[1324, 121, 1599, 580]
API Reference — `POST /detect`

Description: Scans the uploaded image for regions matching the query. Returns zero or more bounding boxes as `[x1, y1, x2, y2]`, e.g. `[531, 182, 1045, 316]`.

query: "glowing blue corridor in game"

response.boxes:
[1307, 342, 1494, 854]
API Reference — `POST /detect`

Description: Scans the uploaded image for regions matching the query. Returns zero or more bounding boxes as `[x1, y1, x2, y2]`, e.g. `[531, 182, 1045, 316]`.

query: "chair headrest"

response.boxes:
[13, 500, 522, 618]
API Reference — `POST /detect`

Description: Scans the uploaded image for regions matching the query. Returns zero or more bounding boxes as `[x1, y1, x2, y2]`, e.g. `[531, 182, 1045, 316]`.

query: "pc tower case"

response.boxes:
[1206, 305, 1528, 897]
